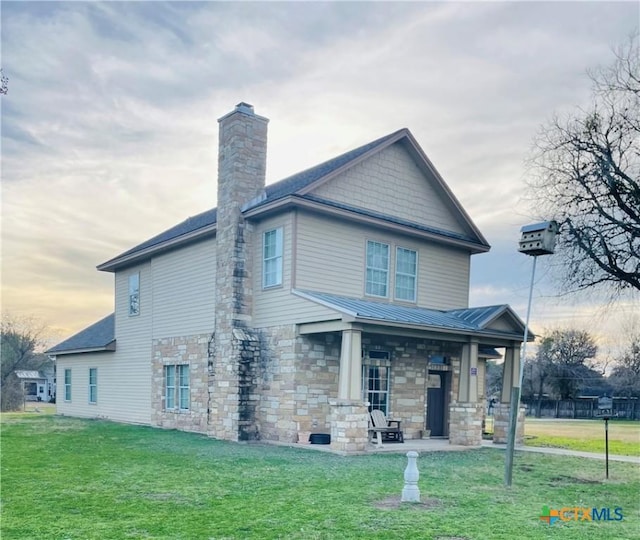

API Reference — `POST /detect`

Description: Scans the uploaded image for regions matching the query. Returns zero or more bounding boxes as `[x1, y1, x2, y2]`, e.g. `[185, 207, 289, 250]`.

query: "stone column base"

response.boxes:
[448, 402, 483, 446]
[329, 399, 369, 453]
[493, 403, 525, 444]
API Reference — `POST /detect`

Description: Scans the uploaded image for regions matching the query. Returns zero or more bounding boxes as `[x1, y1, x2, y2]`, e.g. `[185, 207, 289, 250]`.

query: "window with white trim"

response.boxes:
[365, 240, 389, 297]
[64, 368, 72, 402]
[395, 247, 417, 302]
[89, 368, 97, 404]
[362, 365, 390, 414]
[263, 228, 283, 288]
[362, 350, 391, 414]
[178, 365, 190, 410]
[164, 364, 190, 411]
[128, 273, 140, 316]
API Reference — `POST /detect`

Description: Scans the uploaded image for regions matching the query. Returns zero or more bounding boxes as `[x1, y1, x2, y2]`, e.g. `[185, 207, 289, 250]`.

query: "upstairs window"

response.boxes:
[263, 228, 283, 288]
[395, 247, 417, 302]
[366, 241, 389, 297]
[89, 368, 97, 404]
[128, 273, 140, 316]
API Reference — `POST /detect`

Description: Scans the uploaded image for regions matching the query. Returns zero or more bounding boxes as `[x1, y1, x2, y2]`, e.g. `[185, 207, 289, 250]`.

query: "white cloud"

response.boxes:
[2, 1, 638, 338]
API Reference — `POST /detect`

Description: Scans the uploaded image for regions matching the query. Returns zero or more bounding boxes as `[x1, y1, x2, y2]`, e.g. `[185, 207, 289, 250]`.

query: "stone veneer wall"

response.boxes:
[492, 403, 525, 444]
[251, 326, 340, 443]
[448, 402, 483, 446]
[383, 339, 428, 440]
[329, 399, 369, 453]
[151, 334, 210, 432]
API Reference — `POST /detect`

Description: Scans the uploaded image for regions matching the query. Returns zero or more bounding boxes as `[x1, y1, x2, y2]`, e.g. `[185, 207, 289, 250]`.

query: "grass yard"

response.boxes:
[2, 413, 639, 540]
[524, 418, 640, 457]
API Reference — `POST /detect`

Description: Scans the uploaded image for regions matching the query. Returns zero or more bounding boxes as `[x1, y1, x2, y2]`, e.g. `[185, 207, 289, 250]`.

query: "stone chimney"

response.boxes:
[217, 102, 268, 212]
[211, 103, 268, 442]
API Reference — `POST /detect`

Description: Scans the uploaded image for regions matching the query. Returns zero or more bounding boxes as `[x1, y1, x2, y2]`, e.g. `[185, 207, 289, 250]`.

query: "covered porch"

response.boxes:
[294, 291, 529, 454]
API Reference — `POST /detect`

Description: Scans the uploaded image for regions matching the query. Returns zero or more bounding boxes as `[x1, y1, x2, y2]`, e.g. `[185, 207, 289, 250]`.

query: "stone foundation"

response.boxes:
[448, 402, 483, 446]
[492, 403, 525, 444]
[329, 399, 369, 453]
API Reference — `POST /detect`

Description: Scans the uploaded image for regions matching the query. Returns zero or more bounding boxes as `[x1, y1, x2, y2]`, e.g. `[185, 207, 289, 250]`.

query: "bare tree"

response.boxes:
[0, 315, 49, 411]
[608, 330, 640, 398]
[528, 34, 639, 293]
[0, 69, 7, 95]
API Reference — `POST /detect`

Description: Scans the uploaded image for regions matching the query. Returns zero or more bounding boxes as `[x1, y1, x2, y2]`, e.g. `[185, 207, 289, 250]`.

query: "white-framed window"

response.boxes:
[128, 273, 140, 316]
[164, 365, 175, 409]
[64, 368, 72, 402]
[395, 247, 417, 302]
[362, 365, 390, 414]
[178, 365, 190, 410]
[263, 227, 283, 288]
[164, 364, 190, 411]
[89, 368, 97, 404]
[366, 240, 389, 297]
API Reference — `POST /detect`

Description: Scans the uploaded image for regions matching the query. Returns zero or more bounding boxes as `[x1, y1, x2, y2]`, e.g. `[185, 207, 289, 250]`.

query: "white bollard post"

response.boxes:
[401, 451, 420, 502]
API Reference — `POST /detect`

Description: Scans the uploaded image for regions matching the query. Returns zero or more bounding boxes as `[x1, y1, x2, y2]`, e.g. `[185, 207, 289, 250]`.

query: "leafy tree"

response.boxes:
[528, 34, 639, 293]
[608, 331, 640, 397]
[0, 316, 49, 411]
[524, 330, 599, 414]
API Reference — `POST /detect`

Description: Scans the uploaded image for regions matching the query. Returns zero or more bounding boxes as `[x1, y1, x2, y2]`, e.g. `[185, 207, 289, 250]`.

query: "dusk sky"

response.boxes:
[2, 2, 638, 357]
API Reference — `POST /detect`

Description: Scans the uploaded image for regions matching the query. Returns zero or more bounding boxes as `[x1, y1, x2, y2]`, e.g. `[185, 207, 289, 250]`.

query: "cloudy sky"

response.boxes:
[2, 1, 638, 355]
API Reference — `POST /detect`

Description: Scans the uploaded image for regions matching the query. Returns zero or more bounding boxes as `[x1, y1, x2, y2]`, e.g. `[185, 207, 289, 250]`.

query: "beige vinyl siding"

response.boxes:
[296, 213, 470, 310]
[311, 142, 467, 235]
[55, 351, 150, 424]
[112, 262, 153, 423]
[151, 238, 216, 338]
[252, 213, 337, 327]
[486, 317, 516, 333]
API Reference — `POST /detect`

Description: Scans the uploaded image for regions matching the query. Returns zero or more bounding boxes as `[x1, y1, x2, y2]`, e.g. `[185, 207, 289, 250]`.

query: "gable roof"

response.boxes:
[293, 290, 530, 342]
[98, 129, 489, 272]
[47, 314, 116, 355]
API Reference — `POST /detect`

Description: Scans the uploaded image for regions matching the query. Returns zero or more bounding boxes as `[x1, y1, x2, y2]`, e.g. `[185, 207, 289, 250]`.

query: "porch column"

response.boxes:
[500, 345, 520, 403]
[458, 340, 479, 403]
[494, 343, 525, 444]
[449, 339, 482, 446]
[332, 328, 367, 453]
[338, 328, 362, 400]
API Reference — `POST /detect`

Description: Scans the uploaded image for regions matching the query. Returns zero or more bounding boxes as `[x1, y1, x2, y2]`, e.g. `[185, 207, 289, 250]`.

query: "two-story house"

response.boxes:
[48, 103, 527, 453]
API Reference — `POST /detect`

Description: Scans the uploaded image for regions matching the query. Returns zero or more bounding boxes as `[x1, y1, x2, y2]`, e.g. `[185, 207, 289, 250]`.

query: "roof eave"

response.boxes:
[97, 225, 216, 272]
[49, 341, 116, 356]
[245, 196, 490, 253]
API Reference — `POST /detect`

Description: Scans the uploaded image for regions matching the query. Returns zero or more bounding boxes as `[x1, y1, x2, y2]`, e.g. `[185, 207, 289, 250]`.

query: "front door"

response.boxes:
[426, 371, 446, 437]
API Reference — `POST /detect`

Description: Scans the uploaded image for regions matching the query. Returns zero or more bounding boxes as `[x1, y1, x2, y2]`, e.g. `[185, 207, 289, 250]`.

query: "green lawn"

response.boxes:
[2, 414, 639, 540]
[524, 418, 640, 457]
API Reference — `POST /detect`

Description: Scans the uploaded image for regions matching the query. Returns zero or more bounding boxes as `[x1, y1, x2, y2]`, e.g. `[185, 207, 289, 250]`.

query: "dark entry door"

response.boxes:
[426, 371, 446, 436]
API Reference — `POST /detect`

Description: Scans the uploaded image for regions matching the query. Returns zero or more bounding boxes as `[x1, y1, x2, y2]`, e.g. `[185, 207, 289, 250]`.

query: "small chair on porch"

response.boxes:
[368, 409, 404, 448]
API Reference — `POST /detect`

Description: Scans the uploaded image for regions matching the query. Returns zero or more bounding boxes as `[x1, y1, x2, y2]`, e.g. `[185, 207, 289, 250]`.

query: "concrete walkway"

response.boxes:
[281, 438, 640, 463]
[485, 440, 640, 464]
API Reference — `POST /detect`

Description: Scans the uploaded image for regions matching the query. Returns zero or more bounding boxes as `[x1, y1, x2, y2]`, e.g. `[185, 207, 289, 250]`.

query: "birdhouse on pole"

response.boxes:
[518, 221, 559, 256]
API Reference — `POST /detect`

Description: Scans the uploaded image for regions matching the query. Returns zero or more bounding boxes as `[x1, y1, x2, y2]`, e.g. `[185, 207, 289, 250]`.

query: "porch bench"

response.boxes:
[368, 411, 404, 448]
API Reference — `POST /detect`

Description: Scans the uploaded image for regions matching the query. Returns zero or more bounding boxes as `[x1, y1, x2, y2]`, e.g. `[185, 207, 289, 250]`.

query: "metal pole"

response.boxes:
[505, 256, 537, 487]
[605, 418, 609, 479]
